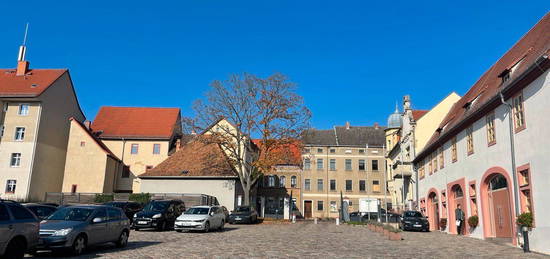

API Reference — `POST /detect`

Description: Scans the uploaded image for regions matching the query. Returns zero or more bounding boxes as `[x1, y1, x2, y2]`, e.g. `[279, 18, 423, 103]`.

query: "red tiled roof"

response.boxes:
[252, 139, 302, 166]
[417, 12, 550, 161]
[92, 106, 181, 139]
[139, 138, 237, 178]
[0, 69, 66, 97]
[412, 110, 429, 121]
[69, 118, 122, 162]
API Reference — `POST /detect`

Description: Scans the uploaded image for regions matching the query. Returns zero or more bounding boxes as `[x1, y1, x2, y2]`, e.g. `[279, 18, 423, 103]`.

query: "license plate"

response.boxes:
[138, 221, 148, 225]
[235, 217, 242, 220]
[414, 224, 422, 227]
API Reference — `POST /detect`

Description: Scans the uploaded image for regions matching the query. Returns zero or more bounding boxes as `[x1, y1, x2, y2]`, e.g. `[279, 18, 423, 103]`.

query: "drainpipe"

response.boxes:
[499, 91, 522, 248]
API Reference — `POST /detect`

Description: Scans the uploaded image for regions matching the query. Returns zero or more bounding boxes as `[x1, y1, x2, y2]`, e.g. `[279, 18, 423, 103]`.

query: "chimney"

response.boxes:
[345, 121, 350, 130]
[374, 122, 379, 130]
[83, 120, 92, 130]
[16, 46, 29, 76]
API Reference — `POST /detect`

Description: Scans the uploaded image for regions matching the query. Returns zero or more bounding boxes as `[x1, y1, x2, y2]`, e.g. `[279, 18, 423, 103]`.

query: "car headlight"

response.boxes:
[194, 219, 206, 222]
[53, 228, 73, 236]
[152, 213, 162, 219]
[133, 214, 138, 218]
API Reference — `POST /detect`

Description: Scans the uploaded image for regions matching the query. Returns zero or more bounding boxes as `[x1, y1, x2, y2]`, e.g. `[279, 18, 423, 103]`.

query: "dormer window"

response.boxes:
[498, 69, 511, 85]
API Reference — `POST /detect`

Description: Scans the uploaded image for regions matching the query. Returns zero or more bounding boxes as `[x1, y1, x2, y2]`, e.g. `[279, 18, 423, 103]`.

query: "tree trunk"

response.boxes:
[241, 181, 251, 206]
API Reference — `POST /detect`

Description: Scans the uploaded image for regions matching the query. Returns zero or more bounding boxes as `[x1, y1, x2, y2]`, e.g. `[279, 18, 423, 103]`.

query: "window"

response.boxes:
[80, 141, 86, 147]
[18, 104, 29, 116]
[316, 158, 323, 170]
[317, 201, 324, 211]
[345, 180, 352, 191]
[122, 166, 130, 178]
[14, 127, 25, 141]
[131, 144, 139, 154]
[290, 176, 297, 188]
[439, 147, 444, 169]
[7, 204, 34, 219]
[304, 179, 311, 191]
[466, 126, 474, 155]
[2, 102, 7, 112]
[517, 165, 533, 214]
[5, 180, 16, 193]
[419, 165, 425, 179]
[329, 148, 336, 153]
[317, 148, 323, 154]
[329, 159, 336, 171]
[280, 176, 286, 187]
[304, 158, 311, 170]
[317, 179, 323, 191]
[0, 205, 10, 221]
[373, 180, 381, 192]
[71, 184, 77, 193]
[0, 125, 4, 137]
[345, 159, 352, 171]
[268, 176, 276, 187]
[359, 180, 366, 192]
[513, 93, 525, 131]
[304, 148, 310, 153]
[451, 137, 457, 162]
[146, 165, 153, 171]
[372, 160, 379, 171]
[486, 113, 496, 145]
[330, 201, 337, 212]
[345, 149, 352, 154]
[433, 153, 438, 172]
[153, 144, 161, 154]
[358, 159, 365, 171]
[359, 149, 365, 154]
[10, 153, 21, 167]
[330, 179, 336, 191]
[107, 208, 122, 220]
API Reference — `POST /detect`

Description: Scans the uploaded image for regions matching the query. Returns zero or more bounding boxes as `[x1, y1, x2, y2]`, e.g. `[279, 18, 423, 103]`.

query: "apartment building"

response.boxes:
[414, 13, 550, 254]
[89, 106, 183, 192]
[384, 93, 460, 212]
[301, 123, 386, 218]
[0, 45, 85, 201]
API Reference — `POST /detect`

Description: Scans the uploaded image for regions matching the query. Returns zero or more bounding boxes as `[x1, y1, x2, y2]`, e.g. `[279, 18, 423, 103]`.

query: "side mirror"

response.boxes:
[210, 212, 215, 216]
[92, 217, 103, 223]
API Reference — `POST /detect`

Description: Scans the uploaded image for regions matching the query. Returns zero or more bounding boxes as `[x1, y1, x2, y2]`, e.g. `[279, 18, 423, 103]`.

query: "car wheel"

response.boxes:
[204, 221, 210, 233]
[157, 221, 166, 231]
[116, 230, 129, 248]
[219, 221, 225, 231]
[5, 238, 25, 259]
[72, 234, 87, 256]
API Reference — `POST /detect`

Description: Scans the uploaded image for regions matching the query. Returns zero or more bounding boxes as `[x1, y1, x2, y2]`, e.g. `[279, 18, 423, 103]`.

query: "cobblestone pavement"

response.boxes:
[27, 222, 548, 259]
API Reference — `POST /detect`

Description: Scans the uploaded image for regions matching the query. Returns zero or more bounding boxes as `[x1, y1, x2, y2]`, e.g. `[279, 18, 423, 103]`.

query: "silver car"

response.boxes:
[174, 206, 226, 232]
[38, 205, 130, 255]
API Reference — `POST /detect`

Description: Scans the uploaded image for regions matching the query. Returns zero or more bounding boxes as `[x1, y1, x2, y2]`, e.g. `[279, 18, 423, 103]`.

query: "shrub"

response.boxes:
[94, 194, 114, 203]
[468, 215, 479, 228]
[129, 193, 151, 204]
[516, 212, 533, 228]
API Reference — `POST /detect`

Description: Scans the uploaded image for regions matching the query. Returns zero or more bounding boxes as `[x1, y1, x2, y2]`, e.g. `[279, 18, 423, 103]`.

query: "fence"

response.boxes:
[44, 192, 218, 207]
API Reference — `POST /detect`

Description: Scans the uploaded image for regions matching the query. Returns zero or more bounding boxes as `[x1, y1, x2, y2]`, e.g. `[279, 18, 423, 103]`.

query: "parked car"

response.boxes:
[399, 210, 429, 232]
[0, 200, 40, 259]
[38, 205, 130, 255]
[38, 203, 60, 207]
[221, 206, 229, 222]
[174, 206, 226, 232]
[103, 201, 143, 223]
[349, 210, 401, 223]
[23, 203, 58, 220]
[133, 200, 185, 231]
[228, 206, 258, 224]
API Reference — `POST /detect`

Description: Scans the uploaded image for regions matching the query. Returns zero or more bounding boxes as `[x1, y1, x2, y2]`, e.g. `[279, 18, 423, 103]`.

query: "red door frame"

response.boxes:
[447, 178, 468, 235]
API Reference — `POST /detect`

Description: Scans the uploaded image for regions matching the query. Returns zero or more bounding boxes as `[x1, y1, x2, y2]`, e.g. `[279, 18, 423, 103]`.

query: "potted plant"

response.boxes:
[516, 212, 533, 231]
[468, 215, 479, 229]
[439, 218, 447, 231]
[388, 227, 402, 241]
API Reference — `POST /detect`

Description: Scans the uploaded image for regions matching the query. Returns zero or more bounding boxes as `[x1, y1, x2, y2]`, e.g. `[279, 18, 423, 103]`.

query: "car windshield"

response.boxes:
[404, 211, 423, 218]
[143, 201, 169, 212]
[185, 208, 209, 215]
[235, 207, 250, 213]
[47, 207, 94, 221]
[105, 202, 125, 208]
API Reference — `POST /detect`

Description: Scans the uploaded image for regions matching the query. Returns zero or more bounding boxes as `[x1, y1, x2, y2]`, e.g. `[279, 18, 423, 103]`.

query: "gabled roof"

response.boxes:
[416, 12, 550, 162]
[0, 69, 66, 97]
[92, 106, 180, 139]
[139, 138, 237, 178]
[302, 125, 386, 147]
[252, 139, 302, 166]
[412, 110, 429, 121]
[69, 118, 122, 162]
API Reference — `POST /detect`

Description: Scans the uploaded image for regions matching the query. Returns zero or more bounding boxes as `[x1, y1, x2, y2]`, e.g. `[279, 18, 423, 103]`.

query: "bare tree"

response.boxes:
[184, 72, 311, 206]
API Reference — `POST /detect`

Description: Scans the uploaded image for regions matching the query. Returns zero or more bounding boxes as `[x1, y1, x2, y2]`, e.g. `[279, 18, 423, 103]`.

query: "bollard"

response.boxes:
[314, 218, 318, 224]
[336, 218, 340, 225]
[292, 214, 296, 223]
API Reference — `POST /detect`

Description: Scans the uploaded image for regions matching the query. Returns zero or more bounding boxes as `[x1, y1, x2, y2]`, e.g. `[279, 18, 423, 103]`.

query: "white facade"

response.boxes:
[417, 71, 550, 254]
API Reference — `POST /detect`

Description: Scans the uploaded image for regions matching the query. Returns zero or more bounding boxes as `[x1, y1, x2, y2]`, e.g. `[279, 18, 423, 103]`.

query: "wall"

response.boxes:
[29, 73, 85, 201]
[139, 178, 240, 210]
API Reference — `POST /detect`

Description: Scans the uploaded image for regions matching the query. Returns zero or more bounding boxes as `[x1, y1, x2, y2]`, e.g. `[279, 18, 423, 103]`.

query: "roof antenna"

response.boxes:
[18, 23, 29, 62]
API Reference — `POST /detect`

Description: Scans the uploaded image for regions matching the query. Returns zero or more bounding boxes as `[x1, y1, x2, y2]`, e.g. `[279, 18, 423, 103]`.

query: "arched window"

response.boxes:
[291, 176, 297, 188]
[489, 174, 508, 191]
[268, 175, 275, 187]
[453, 185, 463, 198]
[280, 176, 286, 187]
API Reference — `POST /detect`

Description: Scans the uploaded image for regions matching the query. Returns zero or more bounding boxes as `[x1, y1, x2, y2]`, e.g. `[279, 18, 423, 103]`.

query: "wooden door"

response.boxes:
[304, 201, 312, 219]
[491, 188, 512, 238]
[433, 200, 440, 230]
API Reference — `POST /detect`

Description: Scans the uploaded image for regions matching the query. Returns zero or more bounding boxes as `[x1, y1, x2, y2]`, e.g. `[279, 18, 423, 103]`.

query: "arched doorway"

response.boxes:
[447, 182, 467, 235]
[428, 191, 440, 231]
[485, 174, 513, 238]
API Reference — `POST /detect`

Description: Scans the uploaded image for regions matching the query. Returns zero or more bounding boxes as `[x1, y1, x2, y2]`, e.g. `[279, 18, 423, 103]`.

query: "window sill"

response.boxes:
[467, 151, 474, 156]
[487, 141, 496, 147]
[514, 125, 526, 134]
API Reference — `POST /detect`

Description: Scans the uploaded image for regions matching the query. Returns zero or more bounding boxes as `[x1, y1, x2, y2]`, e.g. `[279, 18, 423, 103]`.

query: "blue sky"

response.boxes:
[0, 1, 547, 129]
